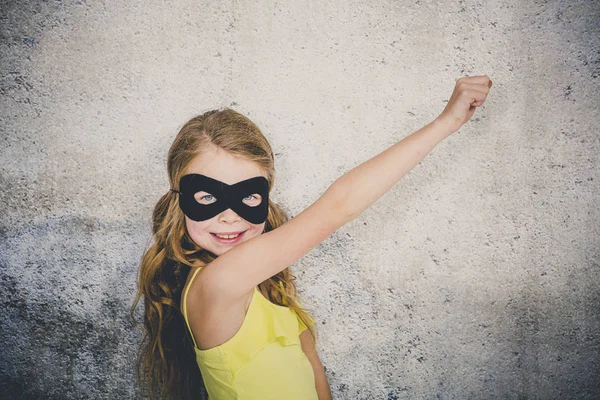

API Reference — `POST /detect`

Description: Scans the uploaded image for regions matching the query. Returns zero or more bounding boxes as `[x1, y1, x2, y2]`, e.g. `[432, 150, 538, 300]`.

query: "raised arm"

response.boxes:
[199, 76, 492, 302]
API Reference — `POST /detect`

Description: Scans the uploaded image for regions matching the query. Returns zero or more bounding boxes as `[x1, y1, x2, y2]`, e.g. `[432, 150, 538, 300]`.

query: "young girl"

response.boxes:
[131, 75, 492, 400]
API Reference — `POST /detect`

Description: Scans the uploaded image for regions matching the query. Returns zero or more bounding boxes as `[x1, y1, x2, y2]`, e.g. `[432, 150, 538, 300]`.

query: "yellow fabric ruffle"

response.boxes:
[187, 281, 319, 399]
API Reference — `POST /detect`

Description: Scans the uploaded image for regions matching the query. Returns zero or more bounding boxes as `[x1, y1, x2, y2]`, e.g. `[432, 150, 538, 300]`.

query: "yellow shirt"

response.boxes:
[182, 267, 318, 399]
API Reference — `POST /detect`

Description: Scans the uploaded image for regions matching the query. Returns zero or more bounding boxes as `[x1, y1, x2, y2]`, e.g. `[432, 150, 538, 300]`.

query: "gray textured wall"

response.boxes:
[1, 0, 599, 399]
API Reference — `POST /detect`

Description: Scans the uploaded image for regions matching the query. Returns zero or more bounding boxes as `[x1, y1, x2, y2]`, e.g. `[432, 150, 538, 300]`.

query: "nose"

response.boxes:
[218, 207, 242, 223]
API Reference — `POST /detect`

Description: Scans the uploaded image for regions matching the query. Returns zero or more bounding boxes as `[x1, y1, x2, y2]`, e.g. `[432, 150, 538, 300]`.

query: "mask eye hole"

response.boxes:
[243, 194, 262, 207]
[194, 192, 216, 205]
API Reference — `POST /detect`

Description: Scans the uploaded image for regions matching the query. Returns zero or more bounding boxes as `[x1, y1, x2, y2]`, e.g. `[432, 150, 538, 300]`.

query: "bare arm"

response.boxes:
[300, 329, 332, 400]
[333, 117, 453, 221]
[198, 76, 492, 302]
[334, 76, 493, 220]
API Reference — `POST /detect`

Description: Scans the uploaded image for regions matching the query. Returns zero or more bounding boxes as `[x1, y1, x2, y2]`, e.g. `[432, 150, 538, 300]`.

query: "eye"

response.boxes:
[194, 192, 216, 204]
[243, 194, 262, 206]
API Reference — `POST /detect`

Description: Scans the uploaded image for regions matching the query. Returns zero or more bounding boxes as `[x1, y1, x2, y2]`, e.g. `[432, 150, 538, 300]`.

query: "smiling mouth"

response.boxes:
[211, 231, 246, 240]
[213, 232, 242, 239]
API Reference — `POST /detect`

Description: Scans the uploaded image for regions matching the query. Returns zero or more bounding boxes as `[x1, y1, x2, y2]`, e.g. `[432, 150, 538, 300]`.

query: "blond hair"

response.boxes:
[130, 108, 317, 400]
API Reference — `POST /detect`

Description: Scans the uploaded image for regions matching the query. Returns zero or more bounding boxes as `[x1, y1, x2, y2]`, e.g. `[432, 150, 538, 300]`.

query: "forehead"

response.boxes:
[185, 146, 267, 185]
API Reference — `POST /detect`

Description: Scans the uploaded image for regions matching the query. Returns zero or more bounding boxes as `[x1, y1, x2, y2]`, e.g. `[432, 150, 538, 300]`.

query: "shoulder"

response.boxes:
[184, 266, 243, 311]
[183, 267, 219, 318]
[183, 267, 255, 349]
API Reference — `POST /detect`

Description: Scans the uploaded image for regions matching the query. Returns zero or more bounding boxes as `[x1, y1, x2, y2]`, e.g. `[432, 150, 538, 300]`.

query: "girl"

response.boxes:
[131, 75, 493, 400]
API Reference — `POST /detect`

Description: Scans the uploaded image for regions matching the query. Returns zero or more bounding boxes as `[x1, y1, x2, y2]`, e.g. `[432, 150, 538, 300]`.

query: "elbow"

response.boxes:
[333, 175, 362, 222]
[327, 182, 356, 224]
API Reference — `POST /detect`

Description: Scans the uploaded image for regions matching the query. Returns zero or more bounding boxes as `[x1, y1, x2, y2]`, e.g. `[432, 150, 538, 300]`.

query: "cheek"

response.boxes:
[185, 217, 212, 241]
[244, 222, 266, 239]
[253, 222, 266, 234]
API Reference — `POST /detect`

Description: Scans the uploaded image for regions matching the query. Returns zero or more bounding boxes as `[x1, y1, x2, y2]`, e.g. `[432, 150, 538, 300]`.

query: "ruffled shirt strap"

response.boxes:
[182, 266, 203, 349]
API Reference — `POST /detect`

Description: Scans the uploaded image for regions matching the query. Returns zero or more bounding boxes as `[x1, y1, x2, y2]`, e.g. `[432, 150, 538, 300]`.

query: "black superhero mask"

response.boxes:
[174, 174, 269, 224]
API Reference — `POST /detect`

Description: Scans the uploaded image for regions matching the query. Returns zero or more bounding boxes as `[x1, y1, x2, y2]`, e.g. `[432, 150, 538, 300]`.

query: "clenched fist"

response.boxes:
[436, 75, 493, 133]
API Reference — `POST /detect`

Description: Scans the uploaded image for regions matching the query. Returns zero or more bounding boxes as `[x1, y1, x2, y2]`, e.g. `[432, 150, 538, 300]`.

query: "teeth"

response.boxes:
[215, 233, 240, 239]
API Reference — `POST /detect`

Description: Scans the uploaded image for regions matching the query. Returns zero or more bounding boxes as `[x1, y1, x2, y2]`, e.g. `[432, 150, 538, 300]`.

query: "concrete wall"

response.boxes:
[1, 0, 598, 399]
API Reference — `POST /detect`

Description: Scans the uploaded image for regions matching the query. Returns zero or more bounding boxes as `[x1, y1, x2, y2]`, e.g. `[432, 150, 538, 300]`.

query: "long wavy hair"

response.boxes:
[130, 108, 317, 400]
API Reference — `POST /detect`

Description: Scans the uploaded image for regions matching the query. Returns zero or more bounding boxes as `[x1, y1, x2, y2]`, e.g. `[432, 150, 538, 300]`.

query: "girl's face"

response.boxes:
[184, 146, 268, 256]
